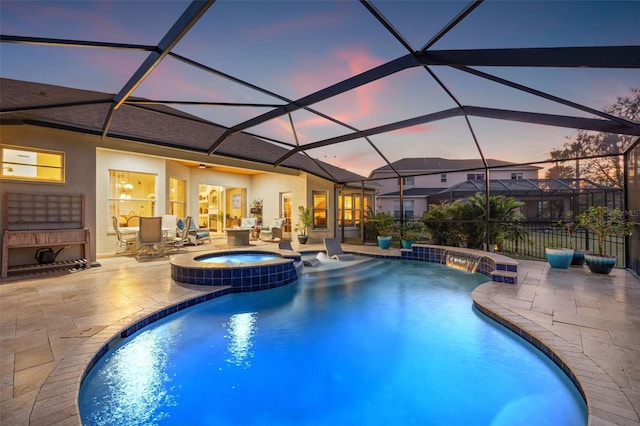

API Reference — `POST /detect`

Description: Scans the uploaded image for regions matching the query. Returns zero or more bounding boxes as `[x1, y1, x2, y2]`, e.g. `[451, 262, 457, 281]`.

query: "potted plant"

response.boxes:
[561, 212, 585, 266]
[545, 247, 574, 269]
[576, 206, 633, 274]
[398, 219, 425, 249]
[295, 205, 313, 244]
[374, 212, 395, 249]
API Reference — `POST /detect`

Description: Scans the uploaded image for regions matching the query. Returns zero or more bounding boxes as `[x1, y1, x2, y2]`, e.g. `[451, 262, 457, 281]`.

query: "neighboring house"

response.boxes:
[0, 78, 376, 272]
[369, 157, 540, 219]
[369, 157, 623, 221]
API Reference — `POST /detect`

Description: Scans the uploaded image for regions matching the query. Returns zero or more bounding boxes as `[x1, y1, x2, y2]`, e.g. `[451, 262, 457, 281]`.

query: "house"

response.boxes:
[370, 157, 541, 219]
[369, 157, 624, 221]
[0, 78, 376, 272]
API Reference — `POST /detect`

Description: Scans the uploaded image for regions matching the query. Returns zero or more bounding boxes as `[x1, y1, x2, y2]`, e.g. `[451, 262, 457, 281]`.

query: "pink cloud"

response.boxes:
[288, 46, 387, 122]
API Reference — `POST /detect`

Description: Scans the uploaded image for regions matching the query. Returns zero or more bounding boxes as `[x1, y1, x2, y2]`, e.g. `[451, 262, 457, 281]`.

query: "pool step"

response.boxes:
[490, 269, 518, 284]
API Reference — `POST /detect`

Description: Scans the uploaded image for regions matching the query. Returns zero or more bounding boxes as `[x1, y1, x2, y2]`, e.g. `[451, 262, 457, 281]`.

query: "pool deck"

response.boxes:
[1, 239, 638, 425]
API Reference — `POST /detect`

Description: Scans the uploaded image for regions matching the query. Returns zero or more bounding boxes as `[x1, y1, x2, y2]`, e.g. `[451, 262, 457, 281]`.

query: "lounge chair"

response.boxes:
[324, 238, 355, 261]
[279, 241, 321, 266]
[278, 241, 293, 250]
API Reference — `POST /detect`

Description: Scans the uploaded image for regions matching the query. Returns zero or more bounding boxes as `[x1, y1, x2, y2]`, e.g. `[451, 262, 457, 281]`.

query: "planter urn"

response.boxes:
[584, 254, 617, 274]
[377, 236, 392, 250]
[545, 248, 574, 269]
[400, 239, 415, 249]
[571, 250, 585, 266]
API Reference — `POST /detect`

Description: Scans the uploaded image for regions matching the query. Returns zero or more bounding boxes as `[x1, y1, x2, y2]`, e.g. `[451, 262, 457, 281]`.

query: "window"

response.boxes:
[467, 173, 485, 181]
[109, 170, 157, 228]
[1, 145, 65, 182]
[441, 173, 447, 183]
[312, 191, 328, 228]
[511, 172, 523, 180]
[538, 200, 564, 219]
[338, 193, 370, 227]
[402, 176, 414, 185]
[394, 200, 414, 219]
[169, 177, 186, 218]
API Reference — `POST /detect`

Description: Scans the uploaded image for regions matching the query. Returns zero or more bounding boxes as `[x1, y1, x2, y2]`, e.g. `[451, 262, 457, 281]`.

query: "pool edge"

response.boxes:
[31, 252, 612, 426]
[472, 282, 628, 426]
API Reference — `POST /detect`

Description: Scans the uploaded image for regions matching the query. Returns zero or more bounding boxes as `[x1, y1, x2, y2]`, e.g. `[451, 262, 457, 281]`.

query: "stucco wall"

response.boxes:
[1, 123, 343, 266]
[1, 124, 97, 266]
[95, 149, 168, 256]
[374, 168, 539, 195]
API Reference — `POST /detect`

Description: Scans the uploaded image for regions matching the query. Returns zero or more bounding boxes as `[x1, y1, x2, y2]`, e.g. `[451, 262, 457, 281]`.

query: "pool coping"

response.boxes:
[28, 246, 628, 425]
[471, 284, 636, 426]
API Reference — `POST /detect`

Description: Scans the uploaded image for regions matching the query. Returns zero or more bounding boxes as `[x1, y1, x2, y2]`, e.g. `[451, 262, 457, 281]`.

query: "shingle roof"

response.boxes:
[377, 178, 619, 199]
[436, 178, 617, 196]
[0, 78, 368, 184]
[369, 157, 541, 176]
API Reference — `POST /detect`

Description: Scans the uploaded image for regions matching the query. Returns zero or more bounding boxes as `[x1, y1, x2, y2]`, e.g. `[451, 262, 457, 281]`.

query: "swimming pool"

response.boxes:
[80, 258, 587, 425]
[197, 253, 281, 263]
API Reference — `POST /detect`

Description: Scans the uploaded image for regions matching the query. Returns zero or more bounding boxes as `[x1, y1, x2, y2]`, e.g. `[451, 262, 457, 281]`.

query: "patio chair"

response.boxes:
[136, 216, 165, 260]
[240, 217, 257, 229]
[166, 216, 190, 253]
[161, 214, 178, 241]
[179, 217, 211, 245]
[112, 215, 136, 255]
[262, 218, 285, 240]
[324, 238, 355, 261]
[126, 215, 139, 227]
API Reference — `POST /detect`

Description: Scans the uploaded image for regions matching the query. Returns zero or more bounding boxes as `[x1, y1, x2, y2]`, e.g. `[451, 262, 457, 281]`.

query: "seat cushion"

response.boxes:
[240, 218, 256, 228]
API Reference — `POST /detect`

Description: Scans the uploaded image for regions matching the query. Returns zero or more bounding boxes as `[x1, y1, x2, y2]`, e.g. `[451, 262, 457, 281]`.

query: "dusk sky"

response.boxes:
[1, 0, 639, 177]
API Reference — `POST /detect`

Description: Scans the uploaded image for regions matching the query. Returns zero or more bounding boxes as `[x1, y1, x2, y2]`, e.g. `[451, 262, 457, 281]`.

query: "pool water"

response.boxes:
[197, 253, 280, 263]
[80, 259, 587, 425]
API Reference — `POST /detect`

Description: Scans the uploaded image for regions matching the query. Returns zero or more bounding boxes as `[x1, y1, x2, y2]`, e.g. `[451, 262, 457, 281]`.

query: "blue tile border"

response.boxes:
[82, 286, 233, 383]
[301, 245, 518, 284]
[170, 250, 301, 289]
[472, 301, 585, 403]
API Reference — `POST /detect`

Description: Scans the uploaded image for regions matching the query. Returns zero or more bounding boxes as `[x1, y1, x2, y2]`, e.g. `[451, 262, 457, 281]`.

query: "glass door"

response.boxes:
[198, 184, 224, 233]
[281, 192, 292, 240]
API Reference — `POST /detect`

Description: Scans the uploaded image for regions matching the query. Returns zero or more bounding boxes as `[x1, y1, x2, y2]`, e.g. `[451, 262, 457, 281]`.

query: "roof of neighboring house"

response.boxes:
[0, 78, 369, 185]
[376, 178, 620, 199]
[369, 157, 541, 177]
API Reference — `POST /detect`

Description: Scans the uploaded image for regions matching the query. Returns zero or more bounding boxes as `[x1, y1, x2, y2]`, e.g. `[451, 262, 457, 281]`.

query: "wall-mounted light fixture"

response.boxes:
[198, 164, 206, 169]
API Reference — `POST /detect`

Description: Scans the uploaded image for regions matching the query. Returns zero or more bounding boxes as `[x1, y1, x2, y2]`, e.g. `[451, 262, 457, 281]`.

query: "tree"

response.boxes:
[548, 88, 639, 188]
[423, 193, 526, 250]
[545, 163, 575, 179]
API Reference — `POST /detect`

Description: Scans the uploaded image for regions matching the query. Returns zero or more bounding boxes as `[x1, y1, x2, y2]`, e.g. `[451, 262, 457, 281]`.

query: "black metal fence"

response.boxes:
[364, 218, 627, 267]
[498, 220, 626, 266]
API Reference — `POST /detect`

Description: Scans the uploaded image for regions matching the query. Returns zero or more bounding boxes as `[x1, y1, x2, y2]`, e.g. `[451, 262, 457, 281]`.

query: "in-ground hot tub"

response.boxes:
[170, 249, 301, 290]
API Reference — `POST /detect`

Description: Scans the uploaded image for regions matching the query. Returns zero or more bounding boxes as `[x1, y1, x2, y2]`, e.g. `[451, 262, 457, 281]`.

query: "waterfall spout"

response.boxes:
[442, 250, 481, 273]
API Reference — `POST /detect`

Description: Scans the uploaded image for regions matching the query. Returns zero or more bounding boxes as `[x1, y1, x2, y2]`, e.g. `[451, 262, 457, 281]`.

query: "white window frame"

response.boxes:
[1, 144, 65, 182]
